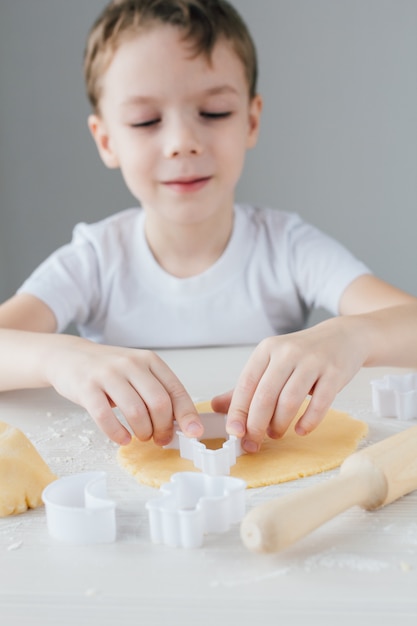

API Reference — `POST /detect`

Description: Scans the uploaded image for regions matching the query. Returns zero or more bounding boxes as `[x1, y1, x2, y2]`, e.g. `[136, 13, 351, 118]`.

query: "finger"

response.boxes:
[243, 366, 293, 452]
[225, 357, 269, 441]
[211, 389, 233, 414]
[83, 389, 132, 445]
[243, 361, 299, 451]
[105, 379, 155, 443]
[126, 374, 176, 446]
[294, 376, 337, 436]
[226, 350, 294, 451]
[148, 356, 203, 439]
[267, 368, 319, 439]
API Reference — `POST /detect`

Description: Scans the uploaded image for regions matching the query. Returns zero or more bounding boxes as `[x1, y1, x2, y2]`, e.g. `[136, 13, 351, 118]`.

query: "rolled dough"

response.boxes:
[0, 421, 57, 517]
[118, 400, 368, 488]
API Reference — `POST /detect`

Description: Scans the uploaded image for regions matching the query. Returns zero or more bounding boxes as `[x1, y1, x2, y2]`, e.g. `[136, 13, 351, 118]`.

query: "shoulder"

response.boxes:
[234, 204, 306, 252]
[235, 204, 303, 236]
[235, 205, 350, 249]
[234, 204, 365, 274]
[72, 208, 143, 245]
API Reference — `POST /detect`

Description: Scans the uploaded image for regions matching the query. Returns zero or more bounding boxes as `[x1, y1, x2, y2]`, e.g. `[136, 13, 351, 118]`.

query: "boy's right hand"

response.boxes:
[42, 336, 203, 446]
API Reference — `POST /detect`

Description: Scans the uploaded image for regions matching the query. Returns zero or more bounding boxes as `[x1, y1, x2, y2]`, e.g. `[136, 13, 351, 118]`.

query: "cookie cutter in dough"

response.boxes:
[42, 471, 116, 544]
[163, 412, 244, 476]
[371, 373, 417, 420]
[146, 471, 246, 548]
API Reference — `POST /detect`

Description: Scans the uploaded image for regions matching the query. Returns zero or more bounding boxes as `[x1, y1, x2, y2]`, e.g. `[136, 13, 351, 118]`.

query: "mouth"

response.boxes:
[162, 176, 212, 193]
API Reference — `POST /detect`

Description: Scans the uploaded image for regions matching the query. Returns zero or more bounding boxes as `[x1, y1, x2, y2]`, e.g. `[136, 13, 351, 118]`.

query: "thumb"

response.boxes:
[211, 389, 234, 414]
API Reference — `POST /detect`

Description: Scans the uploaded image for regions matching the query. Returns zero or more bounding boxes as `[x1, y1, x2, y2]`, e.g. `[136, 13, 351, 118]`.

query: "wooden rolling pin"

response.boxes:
[241, 423, 417, 553]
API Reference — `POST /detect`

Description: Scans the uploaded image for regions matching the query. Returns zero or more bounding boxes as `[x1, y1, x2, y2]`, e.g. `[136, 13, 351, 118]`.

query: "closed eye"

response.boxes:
[131, 118, 160, 128]
[200, 111, 232, 120]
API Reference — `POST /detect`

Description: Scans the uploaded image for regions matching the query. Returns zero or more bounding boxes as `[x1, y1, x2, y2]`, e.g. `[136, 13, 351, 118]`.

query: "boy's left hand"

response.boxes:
[211, 318, 367, 453]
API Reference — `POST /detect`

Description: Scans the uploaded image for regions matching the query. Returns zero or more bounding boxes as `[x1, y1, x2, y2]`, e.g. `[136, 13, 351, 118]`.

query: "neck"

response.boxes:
[144, 210, 234, 278]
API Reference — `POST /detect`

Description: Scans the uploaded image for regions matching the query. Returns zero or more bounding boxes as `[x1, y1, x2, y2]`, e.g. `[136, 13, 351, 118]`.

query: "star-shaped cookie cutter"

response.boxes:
[163, 412, 244, 475]
[371, 372, 417, 420]
[146, 471, 246, 548]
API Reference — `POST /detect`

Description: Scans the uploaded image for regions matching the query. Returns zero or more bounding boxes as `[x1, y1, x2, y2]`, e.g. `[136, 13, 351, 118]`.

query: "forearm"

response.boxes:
[342, 302, 417, 368]
[0, 329, 80, 391]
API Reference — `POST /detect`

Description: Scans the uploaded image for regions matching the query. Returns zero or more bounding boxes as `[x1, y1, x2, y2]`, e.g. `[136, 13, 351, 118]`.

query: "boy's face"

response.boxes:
[89, 25, 262, 228]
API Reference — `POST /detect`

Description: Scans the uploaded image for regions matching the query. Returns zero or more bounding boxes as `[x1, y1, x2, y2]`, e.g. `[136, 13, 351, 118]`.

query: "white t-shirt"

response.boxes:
[18, 205, 370, 348]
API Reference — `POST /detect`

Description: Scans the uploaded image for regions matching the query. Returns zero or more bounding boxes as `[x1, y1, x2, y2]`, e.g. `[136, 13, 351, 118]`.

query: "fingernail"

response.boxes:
[295, 424, 307, 436]
[242, 439, 259, 453]
[119, 432, 132, 446]
[154, 435, 173, 447]
[228, 421, 245, 436]
[186, 421, 203, 437]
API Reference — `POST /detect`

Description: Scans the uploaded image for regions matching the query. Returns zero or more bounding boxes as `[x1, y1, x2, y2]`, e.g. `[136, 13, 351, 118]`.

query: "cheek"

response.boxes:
[218, 134, 248, 179]
[220, 118, 251, 155]
[118, 140, 152, 177]
[116, 152, 152, 200]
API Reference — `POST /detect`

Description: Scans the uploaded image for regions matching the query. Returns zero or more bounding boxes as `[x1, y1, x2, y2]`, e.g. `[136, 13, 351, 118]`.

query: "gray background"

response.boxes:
[1, 1, 416, 318]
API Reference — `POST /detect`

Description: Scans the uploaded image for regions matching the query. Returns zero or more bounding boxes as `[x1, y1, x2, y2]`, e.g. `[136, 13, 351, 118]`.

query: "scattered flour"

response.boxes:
[383, 522, 417, 546]
[7, 540, 23, 552]
[400, 561, 413, 573]
[304, 549, 389, 572]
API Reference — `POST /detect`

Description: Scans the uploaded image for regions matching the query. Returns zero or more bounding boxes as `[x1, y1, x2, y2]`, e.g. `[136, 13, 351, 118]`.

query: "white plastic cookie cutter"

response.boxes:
[371, 372, 417, 420]
[146, 471, 246, 548]
[163, 412, 244, 475]
[42, 471, 116, 544]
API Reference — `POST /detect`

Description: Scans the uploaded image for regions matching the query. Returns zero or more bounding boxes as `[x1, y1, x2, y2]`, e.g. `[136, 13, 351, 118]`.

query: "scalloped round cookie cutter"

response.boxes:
[371, 372, 417, 420]
[163, 412, 244, 475]
[42, 471, 116, 544]
[146, 471, 246, 548]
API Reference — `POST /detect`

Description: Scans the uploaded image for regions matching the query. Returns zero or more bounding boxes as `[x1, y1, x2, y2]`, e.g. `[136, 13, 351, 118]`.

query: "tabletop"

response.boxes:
[1, 345, 417, 626]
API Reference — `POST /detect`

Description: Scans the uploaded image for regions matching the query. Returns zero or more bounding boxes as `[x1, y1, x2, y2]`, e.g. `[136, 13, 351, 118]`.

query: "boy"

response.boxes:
[0, 0, 416, 454]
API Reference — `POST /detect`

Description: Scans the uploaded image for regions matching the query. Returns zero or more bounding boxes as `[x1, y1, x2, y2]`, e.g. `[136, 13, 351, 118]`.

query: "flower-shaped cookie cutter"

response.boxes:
[42, 471, 116, 544]
[146, 471, 246, 548]
[371, 372, 417, 420]
[163, 412, 244, 476]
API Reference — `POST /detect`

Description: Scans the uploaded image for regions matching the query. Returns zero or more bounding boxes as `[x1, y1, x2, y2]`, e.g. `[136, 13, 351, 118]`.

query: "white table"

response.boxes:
[1, 345, 417, 625]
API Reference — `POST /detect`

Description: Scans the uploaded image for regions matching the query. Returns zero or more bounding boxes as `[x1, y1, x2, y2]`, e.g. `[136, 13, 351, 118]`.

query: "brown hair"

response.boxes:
[84, 0, 258, 112]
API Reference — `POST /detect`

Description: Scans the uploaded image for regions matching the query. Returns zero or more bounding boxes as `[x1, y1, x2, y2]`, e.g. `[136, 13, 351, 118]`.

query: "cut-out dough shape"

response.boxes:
[118, 400, 368, 489]
[0, 421, 57, 517]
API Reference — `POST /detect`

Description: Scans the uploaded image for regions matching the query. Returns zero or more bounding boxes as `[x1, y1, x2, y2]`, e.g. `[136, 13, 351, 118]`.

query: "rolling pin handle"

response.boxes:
[240, 460, 386, 554]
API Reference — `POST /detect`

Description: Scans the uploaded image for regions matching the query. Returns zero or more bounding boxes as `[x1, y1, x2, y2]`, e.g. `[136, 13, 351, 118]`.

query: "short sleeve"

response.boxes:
[17, 230, 101, 332]
[288, 217, 371, 315]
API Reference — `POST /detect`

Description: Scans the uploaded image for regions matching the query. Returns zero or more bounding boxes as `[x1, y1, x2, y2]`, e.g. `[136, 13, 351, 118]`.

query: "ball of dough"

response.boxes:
[0, 421, 57, 517]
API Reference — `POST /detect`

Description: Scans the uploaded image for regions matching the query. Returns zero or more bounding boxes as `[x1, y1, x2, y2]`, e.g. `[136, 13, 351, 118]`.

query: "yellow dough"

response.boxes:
[0, 421, 57, 517]
[118, 400, 368, 488]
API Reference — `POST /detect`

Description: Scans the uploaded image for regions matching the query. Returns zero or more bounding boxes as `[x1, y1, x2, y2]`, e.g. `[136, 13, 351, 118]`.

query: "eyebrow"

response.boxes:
[120, 85, 240, 107]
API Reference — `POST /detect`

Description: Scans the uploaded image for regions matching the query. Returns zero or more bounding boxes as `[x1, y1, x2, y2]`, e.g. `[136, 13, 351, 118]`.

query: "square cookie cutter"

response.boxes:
[163, 412, 244, 475]
[42, 471, 116, 544]
[146, 471, 246, 548]
[371, 372, 417, 420]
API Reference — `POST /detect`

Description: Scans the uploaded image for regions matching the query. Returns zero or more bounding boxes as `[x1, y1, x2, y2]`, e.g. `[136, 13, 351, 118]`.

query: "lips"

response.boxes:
[162, 176, 211, 193]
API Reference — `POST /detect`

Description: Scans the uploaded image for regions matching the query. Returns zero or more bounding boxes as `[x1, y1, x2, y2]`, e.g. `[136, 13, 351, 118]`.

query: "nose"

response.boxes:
[163, 116, 202, 159]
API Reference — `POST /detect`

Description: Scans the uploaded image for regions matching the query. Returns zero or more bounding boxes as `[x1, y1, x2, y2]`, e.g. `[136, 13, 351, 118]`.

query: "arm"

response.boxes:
[338, 274, 417, 366]
[0, 294, 203, 445]
[213, 275, 417, 453]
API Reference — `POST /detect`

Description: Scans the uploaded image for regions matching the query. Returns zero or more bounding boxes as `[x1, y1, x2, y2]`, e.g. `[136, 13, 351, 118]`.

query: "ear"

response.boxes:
[87, 114, 119, 169]
[246, 94, 263, 149]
